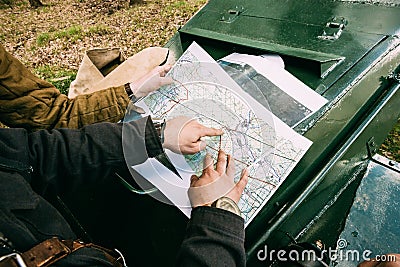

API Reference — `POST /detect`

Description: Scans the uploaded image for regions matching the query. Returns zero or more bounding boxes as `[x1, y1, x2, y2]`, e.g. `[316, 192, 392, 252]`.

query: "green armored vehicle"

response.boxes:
[58, 0, 400, 266]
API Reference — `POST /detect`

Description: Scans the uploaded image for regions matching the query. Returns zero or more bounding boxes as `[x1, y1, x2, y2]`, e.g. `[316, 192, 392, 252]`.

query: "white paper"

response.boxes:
[132, 42, 313, 226]
[219, 53, 328, 127]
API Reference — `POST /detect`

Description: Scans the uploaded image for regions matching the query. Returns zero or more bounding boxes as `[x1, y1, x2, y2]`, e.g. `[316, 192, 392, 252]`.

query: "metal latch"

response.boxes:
[388, 70, 400, 84]
[220, 6, 244, 23]
[367, 137, 400, 173]
[318, 17, 347, 40]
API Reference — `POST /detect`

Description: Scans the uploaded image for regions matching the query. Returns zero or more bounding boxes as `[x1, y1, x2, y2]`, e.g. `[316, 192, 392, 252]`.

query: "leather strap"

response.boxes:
[0, 238, 83, 267]
[0, 238, 124, 267]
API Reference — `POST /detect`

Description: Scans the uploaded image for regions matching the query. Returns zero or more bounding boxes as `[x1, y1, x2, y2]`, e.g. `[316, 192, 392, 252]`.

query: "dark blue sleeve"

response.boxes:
[177, 206, 246, 267]
[25, 117, 162, 195]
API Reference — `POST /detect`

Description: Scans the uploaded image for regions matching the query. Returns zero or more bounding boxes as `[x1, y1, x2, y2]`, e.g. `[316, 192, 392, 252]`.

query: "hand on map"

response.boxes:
[130, 65, 173, 98]
[163, 116, 223, 154]
[188, 150, 249, 207]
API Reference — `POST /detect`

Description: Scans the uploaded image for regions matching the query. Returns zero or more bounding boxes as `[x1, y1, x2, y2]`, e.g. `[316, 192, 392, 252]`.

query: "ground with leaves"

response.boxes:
[379, 119, 400, 162]
[0, 0, 399, 162]
[1, 0, 205, 70]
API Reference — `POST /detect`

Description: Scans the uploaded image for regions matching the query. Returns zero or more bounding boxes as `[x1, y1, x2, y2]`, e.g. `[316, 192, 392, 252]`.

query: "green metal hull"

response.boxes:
[164, 0, 400, 264]
[56, 1, 400, 266]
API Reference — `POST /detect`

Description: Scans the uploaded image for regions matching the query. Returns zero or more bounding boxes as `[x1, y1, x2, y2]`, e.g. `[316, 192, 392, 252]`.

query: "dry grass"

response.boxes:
[0, 0, 206, 69]
[379, 118, 400, 162]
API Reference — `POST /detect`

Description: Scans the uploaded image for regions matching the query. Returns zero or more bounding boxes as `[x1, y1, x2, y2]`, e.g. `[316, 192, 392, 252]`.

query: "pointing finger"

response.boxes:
[200, 126, 223, 137]
[226, 154, 235, 178]
[236, 169, 249, 195]
[226, 168, 248, 203]
[215, 150, 227, 175]
[203, 153, 214, 173]
[159, 76, 174, 87]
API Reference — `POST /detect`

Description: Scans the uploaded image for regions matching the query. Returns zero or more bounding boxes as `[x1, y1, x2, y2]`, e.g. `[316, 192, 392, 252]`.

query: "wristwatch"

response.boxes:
[211, 197, 241, 216]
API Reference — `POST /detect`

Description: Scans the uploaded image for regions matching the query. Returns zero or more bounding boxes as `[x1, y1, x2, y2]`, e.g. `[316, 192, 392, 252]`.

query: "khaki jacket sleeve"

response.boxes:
[0, 44, 130, 131]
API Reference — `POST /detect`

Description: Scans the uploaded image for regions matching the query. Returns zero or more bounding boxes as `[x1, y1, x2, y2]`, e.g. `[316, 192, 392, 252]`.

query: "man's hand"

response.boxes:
[188, 150, 248, 207]
[163, 116, 223, 154]
[130, 65, 173, 98]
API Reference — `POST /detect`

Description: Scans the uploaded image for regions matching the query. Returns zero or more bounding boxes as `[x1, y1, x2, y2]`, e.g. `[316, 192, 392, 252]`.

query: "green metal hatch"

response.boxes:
[53, 1, 400, 266]
[179, 0, 400, 93]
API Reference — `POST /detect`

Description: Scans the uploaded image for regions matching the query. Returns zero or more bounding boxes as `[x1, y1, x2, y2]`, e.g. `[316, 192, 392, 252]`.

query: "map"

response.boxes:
[219, 53, 328, 128]
[131, 42, 312, 226]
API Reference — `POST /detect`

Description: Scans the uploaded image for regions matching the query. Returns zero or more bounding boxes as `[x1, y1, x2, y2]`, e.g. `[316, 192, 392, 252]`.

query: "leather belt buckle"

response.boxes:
[0, 252, 27, 267]
[23, 238, 70, 267]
